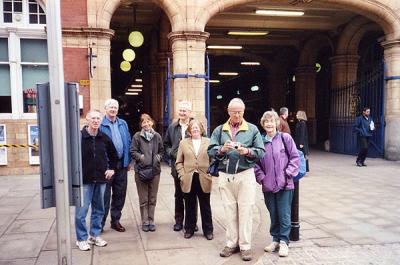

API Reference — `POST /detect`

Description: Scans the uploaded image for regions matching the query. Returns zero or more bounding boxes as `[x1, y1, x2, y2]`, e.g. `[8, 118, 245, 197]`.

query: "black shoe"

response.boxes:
[356, 161, 362, 167]
[142, 224, 150, 232]
[361, 163, 367, 166]
[148, 224, 156, 232]
[173, 223, 183, 231]
[184, 231, 194, 239]
[204, 233, 213, 240]
[194, 225, 198, 232]
[111, 222, 126, 232]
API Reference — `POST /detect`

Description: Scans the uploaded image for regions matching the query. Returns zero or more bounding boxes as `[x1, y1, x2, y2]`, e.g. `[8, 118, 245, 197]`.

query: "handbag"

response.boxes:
[281, 133, 307, 183]
[138, 165, 154, 182]
[207, 126, 223, 177]
[138, 144, 154, 182]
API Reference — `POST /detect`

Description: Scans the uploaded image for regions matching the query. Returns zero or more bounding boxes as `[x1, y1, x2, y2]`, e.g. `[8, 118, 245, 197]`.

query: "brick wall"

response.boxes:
[63, 47, 90, 115]
[61, 0, 87, 28]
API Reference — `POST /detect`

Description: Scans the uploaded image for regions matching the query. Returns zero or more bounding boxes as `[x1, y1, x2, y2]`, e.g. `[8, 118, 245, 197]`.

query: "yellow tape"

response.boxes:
[0, 144, 39, 148]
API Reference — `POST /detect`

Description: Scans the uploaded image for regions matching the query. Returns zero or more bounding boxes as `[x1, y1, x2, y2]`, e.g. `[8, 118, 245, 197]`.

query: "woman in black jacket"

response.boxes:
[130, 114, 164, 232]
[295, 110, 309, 171]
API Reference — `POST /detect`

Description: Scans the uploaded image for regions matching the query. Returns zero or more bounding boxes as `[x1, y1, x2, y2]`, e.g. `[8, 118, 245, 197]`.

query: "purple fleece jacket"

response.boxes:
[254, 132, 300, 193]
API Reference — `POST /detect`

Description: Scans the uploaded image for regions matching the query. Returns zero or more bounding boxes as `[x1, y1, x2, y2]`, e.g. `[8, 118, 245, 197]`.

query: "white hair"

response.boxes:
[104, 98, 119, 109]
[177, 100, 192, 111]
[228, 98, 245, 109]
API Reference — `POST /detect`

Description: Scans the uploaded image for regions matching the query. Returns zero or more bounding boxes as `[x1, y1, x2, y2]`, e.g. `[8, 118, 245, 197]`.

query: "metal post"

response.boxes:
[290, 181, 300, 241]
[46, 1, 72, 264]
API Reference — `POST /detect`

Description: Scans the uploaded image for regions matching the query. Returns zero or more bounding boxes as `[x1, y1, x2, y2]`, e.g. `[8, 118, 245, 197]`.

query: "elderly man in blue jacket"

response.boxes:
[100, 99, 132, 232]
[353, 107, 375, 167]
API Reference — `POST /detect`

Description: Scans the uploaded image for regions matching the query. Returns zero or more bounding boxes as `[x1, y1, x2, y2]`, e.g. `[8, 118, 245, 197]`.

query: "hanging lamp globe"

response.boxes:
[129, 31, 144, 47]
[122, 49, 136, 62]
[120, 61, 131, 72]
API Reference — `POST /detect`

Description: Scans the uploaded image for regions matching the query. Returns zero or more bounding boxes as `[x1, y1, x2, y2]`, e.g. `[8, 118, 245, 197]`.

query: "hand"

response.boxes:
[127, 165, 132, 171]
[300, 144, 304, 148]
[221, 140, 235, 153]
[238, 146, 249, 156]
[104, 169, 115, 179]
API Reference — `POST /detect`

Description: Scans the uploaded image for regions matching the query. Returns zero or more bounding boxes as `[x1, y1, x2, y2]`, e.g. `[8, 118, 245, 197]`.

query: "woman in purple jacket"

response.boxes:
[254, 110, 300, 258]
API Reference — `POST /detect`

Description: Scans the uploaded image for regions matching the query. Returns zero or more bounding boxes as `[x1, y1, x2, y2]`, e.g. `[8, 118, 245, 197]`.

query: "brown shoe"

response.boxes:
[111, 222, 126, 232]
[219, 246, 240, 257]
[240, 249, 252, 261]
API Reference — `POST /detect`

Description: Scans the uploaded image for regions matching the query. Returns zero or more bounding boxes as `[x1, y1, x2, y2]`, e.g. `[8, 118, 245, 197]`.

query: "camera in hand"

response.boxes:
[232, 142, 241, 149]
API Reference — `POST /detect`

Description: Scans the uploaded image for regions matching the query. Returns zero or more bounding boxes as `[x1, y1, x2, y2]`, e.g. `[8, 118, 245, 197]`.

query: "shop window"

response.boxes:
[21, 39, 48, 62]
[0, 38, 11, 113]
[22, 65, 48, 113]
[0, 65, 11, 113]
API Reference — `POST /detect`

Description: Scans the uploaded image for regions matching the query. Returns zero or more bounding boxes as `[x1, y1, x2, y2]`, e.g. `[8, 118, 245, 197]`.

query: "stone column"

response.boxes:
[382, 40, 400, 160]
[330, 55, 360, 87]
[168, 31, 210, 119]
[295, 66, 316, 144]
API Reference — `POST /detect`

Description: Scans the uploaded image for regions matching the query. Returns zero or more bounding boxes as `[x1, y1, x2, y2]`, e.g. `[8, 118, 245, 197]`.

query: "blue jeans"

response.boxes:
[75, 183, 106, 241]
[264, 189, 294, 244]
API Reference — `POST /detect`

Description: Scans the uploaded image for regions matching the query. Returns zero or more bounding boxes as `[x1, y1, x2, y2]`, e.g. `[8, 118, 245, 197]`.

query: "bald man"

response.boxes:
[208, 98, 265, 261]
[75, 110, 117, 251]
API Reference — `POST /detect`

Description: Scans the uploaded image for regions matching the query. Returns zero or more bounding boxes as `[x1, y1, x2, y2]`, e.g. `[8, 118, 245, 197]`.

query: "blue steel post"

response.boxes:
[205, 54, 211, 136]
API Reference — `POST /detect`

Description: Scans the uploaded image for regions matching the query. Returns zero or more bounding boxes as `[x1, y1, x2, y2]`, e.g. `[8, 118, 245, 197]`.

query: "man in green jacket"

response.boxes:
[208, 98, 265, 261]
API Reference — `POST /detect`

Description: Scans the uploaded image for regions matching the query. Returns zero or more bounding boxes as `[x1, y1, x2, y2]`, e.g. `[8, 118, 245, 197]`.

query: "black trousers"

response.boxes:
[173, 175, 185, 225]
[183, 173, 213, 235]
[102, 160, 128, 226]
[357, 136, 370, 163]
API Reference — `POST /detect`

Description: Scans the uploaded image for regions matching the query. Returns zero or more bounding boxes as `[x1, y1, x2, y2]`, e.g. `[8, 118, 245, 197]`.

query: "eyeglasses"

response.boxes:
[228, 111, 244, 115]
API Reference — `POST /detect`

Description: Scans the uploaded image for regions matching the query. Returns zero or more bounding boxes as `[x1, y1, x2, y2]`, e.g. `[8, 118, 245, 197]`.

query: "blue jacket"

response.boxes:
[100, 117, 132, 167]
[353, 115, 373, 137]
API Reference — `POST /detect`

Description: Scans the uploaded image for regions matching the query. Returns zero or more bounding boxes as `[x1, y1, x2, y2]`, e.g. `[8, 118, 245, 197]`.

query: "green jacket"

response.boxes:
[207, 119, 265, 174]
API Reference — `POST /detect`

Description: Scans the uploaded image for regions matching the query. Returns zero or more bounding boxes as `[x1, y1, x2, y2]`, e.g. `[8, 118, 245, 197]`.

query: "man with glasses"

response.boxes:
[208, 98, 265, 261]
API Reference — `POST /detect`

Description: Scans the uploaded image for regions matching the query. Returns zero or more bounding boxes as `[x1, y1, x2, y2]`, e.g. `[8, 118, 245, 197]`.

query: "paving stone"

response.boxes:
[0, 232, 47, 260]
[6, 218, 54, 234]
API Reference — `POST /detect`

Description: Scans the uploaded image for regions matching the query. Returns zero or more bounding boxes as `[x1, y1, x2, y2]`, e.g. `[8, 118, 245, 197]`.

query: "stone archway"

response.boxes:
[198, 0, 399, 39]
[94, 0, 178, 29]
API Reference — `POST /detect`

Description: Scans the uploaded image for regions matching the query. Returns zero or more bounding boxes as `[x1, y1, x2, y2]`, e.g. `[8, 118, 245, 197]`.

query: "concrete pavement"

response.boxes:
[0, 150, 399, 265]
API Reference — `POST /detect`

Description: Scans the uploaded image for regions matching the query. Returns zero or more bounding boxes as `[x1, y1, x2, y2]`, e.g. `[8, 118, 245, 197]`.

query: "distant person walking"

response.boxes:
[101, 99, 132, 233]
[277, 107, 291, 134]
[130, 114, 163, 232]
[353, 107, 375, 167]
[75, 110, 117, 251]
[254, 110, 300, 257]
[175, 119, 213, 240]
[208, 98, 265, 261]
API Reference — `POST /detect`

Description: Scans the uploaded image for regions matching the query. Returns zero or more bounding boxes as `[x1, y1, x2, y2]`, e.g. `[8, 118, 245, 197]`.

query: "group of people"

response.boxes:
[75, 97, 311, 262]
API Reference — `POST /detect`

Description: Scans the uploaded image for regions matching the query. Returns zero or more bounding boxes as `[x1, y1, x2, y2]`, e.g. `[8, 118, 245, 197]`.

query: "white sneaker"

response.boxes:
[278, 241, 289, 257]
[76, 240, 91, 251]
[88, 236, 108, 247]
[264, 241, 279, 252]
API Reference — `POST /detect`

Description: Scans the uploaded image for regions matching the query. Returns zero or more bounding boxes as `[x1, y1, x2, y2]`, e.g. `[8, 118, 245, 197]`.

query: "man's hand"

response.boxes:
[105, 169, 115, 180]
[238, 146, 250, 156]
[221, 140, 235, 153]
[299, 144, 304, 148]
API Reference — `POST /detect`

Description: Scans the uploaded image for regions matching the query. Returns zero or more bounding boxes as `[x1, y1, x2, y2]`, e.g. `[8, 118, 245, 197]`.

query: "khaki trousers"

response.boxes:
[135, 173, 160, 225]
[218, 168, 256, 250]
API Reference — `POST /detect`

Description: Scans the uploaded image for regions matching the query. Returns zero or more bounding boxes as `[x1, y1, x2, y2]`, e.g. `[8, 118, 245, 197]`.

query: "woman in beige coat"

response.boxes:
[176, 119, 213, 240]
